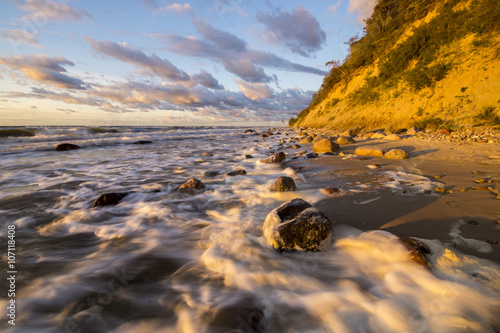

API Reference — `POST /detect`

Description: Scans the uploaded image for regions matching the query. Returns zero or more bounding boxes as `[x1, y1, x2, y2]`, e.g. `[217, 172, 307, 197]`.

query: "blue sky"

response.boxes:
[0, 0, 376, 126]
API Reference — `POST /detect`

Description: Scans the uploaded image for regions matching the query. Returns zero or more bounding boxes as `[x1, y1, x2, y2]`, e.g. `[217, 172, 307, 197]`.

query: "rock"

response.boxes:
[354, 146, 385, 156]
[367, 164, 381, 169]
[178, 178, 205, 193]
[133, 140, 153, 144]
[434, 129, 450, 135]
[244, 155, 254, 159]
[227, 169, 247, 176]
[488, 154, 500, 159]
[363, 132, 375, 138]
[342, 126, 360, 137]
[336, 136, 356, 145]
[201, 152, 213, 156]
[202, 171, 220, 178]
[313, 139, 340, 153]
[371, 132, 386, 139]
[261, 133, 268, 138]
[384, 149, 409, 159]
[434, 187, 446, 194]
[305, 152, 318, 159]
[384, 134, 402, 141]
[56, 143, 81, 151]
[299, 136, 314, 144]
[323, 152, 336, 156]
[92, 192, 129, 208]
[292, 144, 301, 149]
[320, 187, 347, 196]
[296, 150, 308, 156]
[244, 129, 256, 134]
[407, 127, 420, 135]
[261, 152, 286, 164]
[271, 176, 297, 192]
[399, 236, 431, 268]
[263, 198, 333, 251]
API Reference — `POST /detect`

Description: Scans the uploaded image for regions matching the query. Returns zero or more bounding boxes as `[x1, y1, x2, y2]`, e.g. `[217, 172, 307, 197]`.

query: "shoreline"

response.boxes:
[282, 131, 500, 263]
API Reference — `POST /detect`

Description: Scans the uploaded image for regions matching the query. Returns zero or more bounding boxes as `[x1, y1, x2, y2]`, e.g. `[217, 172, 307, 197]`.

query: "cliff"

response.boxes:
[290, 0, 500, 131]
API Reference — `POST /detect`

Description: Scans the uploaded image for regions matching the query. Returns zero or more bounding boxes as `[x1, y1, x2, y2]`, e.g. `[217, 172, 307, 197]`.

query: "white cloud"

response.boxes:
[21, 0, 91, 22]
[2, 29, 41, 46]
[347, 0, 377, 24]
[236, 79, 274, 101]
[327, 0, 343, 16]
[161, 3, 192, 14]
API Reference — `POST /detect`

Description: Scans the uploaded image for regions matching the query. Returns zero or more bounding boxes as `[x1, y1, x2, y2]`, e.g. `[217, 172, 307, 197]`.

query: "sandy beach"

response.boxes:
[284, 133, 500, 263]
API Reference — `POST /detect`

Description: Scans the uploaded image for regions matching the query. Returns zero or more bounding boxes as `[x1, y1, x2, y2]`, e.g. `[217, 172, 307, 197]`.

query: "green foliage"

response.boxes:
[348, 84, 380, 104]
[413, 117, 453, 130]
[460, 87, 468, 93]
[475, 106, 500, 125]
[404, 62, 451, 91]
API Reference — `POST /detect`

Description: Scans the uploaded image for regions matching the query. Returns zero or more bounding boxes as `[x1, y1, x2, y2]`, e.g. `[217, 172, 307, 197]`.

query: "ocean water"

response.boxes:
[0, 126, 499, 333]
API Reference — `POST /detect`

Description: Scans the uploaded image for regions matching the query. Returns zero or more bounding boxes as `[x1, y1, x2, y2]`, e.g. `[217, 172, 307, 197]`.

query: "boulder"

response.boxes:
[227, 169, 247, 176]
[263, 198, 332, 251]
[434, 129, 450, 135]
[201, 152, 213, 156]
[261, 152, 286, 164]
[178, 178, 205, 193]
[354, 146, 385, 156]
[384, 134, 402, 141]
[371, 132, 386, 139]
[384, 149, 409, 159]
[56, 143, 81, 151]
[320, 187, 347, 196]
[313, 139, 340, 153]
[336, 136, 356, 145]
[305, 152, 318, 159]
[271, 176, 298, 192]
[292, 144, 301, 149]
[244, 155, 254, 159]
[406, 127, 420, 135]
[342, 126, 360, 137]
[202, 171, 220, 178]
[363, 132, 375, 138]
[299, 136, 314, 144]
[296, 150, 308, 156]
[133, 140, 153, 144]
[244, 129, 256, 134]
[92, 192, 129, 208]
[399, 236, 431, 268]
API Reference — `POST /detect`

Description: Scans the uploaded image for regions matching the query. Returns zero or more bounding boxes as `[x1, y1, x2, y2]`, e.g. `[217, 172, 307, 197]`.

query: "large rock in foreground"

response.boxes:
[92, 192, 129, 208]
[56, 143, 81, 151]
[354, 146, 385, 157]
[263, 198, 333, 251]
[313, 139, 340, 153]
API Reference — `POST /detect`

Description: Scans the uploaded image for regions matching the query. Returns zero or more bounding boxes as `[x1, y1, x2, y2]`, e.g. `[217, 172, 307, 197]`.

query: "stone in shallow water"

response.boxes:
[260, 152, 286, 163]
[398, 236, 432, 268]
[178, 178, 205, 193]
[263, 198, 332, 251]
[56, 143, 81, 151]
[92, 192, 129, 208]
[133, 140, 153, 145]
[271, 176, 297, 192]
[227, 169, 247, 176]
[313, 139, 340, 153]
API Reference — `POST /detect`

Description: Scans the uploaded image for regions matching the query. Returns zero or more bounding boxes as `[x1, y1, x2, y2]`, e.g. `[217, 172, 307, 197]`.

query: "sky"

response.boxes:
[0, 0, 377, 126]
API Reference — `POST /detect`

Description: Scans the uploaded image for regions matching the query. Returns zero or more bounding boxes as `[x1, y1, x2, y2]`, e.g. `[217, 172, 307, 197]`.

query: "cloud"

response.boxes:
[21, 0, 92, 22]
[236, 79, 274, 101]
[191, 70, 224, 89]
[327, 0, 343, 16]
[162, 20, 327, 82]
[2, 29, 40, 46]
[30, 105, 37, 109]
[84, 37, 190, 82]
[56, 108, 79, 114]
[161, 3, 193, 14]
[0, 54, 87, 89]
[257, 5, 326, 57]
[347, 0, 377, 24]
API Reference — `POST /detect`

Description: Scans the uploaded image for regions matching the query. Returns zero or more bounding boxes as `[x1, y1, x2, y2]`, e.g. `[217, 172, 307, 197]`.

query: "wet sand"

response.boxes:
[285, 135, 500, 263]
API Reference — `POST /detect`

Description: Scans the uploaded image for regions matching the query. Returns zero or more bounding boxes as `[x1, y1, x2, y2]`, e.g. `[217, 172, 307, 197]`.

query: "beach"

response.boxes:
[1, 126, 500, 332]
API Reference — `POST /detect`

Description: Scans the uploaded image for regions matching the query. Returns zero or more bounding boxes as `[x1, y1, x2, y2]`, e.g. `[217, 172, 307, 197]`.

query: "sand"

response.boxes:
[284, 135, 500, 263]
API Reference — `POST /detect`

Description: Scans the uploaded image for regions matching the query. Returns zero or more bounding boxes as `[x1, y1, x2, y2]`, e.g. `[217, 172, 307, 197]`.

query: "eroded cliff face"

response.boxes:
[291, 0, 500, 131]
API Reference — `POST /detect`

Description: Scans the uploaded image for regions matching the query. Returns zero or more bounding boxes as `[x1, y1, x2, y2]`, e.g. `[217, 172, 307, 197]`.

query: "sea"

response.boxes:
[0, 126, 499, 333]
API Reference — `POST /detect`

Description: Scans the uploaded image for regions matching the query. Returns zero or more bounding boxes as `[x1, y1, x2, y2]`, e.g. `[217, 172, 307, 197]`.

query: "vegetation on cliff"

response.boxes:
[290, 0, 500, 130]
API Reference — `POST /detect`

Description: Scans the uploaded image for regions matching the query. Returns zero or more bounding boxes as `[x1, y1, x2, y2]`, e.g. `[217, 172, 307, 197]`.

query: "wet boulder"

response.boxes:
[133, 140, 153, 144]
[299, 136, 314, 144]
[244, 129, 256, 134]
[263, 198, 333, 251]
[261, 152, 286, 164]
[178, 178, 205, 193]
[227, 169, 247, 176]
[313, 139, 340, 153]
[92, 192, 129, 208]
[271, 176, 297, 192]
[399, 236, 431, 268]
[305, 152, 318, 159]
[56, 143, 81, 151]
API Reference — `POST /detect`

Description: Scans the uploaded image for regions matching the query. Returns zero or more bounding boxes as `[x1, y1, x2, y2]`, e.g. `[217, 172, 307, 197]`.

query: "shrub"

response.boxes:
[414, 117, 453, 130]
[475, 106, 500, 125]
